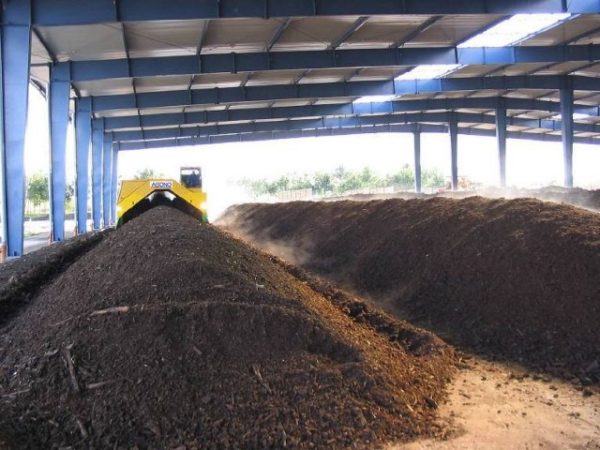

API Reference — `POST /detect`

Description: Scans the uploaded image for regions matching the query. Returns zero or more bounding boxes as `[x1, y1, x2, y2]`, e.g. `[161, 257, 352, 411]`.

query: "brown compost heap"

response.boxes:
[0, 206, 455, 449]
[219, 197, 600, 383]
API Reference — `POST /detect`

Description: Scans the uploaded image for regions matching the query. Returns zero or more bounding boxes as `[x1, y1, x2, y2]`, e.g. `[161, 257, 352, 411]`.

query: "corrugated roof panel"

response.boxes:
[184, 104, 228, 112]
[448, 64, 500, 78]
[192, 73, 246, 89]
[298, 68, 357, 84]
[405, 15, 503, 47]
[313, 97, 355, 105]
[73, 78, 133, 97]
[202, 18, 282, 54]
[487, 63, 550, 76]
[95, 108, 140, 118]
[30, 65, 49, 85]
[505, 89, 554, 99]
[36, 24, 126, 61]
[31, 31, 52, 64]
[521, 15, 600, 46]
[246, 70, 302, 86]
[352, 67, 406, 81]
[575, 93, 600, 104]
[272, 16, 361, 52]
[533, 61, 590, 75]
[433, 91, 474, 99]
[125, 20, 207, 58]
[467, 90, 505, 98]
[270, 99, 314, 107]
[341, 15, 432, 49]
[135, 75, 191, 93]
[228, 101, 273, 110]
[571, 63, 600, 77]
[140, 106, 186, 116]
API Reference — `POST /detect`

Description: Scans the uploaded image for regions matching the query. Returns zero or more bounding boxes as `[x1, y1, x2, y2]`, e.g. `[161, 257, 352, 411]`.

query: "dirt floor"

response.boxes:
[218, 197, 600, 384]
[0, 206, 456, 449]
[399, 359, 600, 450]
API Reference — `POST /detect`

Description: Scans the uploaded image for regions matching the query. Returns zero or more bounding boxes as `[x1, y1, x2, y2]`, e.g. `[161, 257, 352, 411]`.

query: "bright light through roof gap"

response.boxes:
[553, 112, 593, 121]
[395, 64, 463, 80]
[353, 95, 396, 104]
[458, 14, 572, 48]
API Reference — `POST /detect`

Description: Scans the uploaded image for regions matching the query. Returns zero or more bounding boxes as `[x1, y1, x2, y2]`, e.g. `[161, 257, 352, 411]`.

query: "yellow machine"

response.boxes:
[117, 167, 208, 225]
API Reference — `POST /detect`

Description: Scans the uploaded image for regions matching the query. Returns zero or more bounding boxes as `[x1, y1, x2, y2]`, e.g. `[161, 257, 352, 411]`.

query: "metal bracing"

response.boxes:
[102, 96, 600, 132]
[561, 87, 575, 188]
[75, 97, 92, 234]
[496, 100, 508, 188]
[1, 0, 31, 256]
[116, 123, 599, 152]
[102, 134, 113, 227]
[48, 63, 71, 242]
[108, 111, 600, 144]
[63, 45, 600, 82]
[30, 0, 599, 27]
[110, 148, 118, 226]
[413, 127, 422, 194]
[89, 76, 600, 113]
[91, 119, 104, 229]
[449, 113, 459, 191]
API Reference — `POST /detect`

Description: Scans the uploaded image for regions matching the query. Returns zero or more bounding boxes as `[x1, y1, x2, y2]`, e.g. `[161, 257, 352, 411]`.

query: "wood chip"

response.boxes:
[63, 345, 80, 393]
[90, 306, 130, 317]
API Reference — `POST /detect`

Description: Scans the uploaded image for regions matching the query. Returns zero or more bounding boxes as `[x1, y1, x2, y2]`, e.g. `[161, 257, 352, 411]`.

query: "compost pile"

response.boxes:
[0, 207, 455, 449]
[220, 197, 600, 383]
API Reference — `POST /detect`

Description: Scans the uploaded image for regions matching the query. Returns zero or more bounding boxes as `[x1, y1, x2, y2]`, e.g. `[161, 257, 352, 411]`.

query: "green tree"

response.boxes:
[134, 168, 164, 180]
[65, 182, 75, 202]
[422, 169, 446, 189]
[27, 173, 49, 207]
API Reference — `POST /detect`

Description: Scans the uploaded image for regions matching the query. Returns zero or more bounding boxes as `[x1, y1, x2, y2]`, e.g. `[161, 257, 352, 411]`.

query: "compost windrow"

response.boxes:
[0, 206, 455, 449]
[219, 197, 600, 384]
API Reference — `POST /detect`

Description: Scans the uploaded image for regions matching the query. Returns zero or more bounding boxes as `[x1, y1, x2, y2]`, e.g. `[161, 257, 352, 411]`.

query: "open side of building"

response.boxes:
[3, 0, 600, 256]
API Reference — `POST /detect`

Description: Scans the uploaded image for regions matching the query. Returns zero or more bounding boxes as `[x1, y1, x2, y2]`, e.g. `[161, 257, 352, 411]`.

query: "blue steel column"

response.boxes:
[102, 134, 112, 227]
[48, 63, 71, 242]
[560, 88, 574, 188]
[413, 126, 422, 193]
[75, 97, 92, 234]
[91, 119, 104, 229]
[448, 114, 459, 190]
[496, 101, 507, 188]
[110, 148, 118, 225]
[1, 1, 31, 256]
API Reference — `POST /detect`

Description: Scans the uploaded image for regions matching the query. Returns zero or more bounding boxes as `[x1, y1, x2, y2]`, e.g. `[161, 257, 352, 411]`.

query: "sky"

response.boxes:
[23, 86, 600, 218]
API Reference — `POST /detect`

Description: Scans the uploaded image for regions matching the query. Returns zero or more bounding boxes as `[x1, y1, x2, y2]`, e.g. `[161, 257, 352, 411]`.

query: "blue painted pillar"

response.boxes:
[48, 63, 71, 242]
[448, 113, 459, 190]
[1, 1, 31, 256]
[110, 148, 119, 225]
[91, 119, 104, 229]
[413, 126, 422, 193]
[102, 134, 112, 227]
[560, 88, 574, 188]
[75, 97, 92, 234]
[496, 101, 507, 188]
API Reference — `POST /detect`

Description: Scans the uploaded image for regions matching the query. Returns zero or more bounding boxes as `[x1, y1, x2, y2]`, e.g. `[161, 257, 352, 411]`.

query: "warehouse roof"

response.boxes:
[25, 5, 600, 148]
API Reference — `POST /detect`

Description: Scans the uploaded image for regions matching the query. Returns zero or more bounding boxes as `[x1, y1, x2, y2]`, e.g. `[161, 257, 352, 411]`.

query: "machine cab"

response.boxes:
[180, 167, 202, 190]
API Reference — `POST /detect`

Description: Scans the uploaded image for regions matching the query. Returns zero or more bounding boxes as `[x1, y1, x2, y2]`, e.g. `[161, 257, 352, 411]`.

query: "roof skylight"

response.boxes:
[395, 64, 462, 81]
[353, 95, 396, 104]
[459, 14, 571, 48]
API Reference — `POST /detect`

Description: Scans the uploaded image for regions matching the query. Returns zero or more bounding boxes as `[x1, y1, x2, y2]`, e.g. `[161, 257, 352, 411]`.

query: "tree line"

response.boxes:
[241, 166, 445, 197]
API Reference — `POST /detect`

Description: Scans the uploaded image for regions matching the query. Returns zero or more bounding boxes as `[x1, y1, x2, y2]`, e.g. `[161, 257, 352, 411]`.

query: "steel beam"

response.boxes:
[413, 127, 422, 193]
[449, 113, 459, 190]
[75, 97, 92, 234]
[496, 101, 508, 187]
[116, 124, 599, 152]
[91, 119, 104, 229]
[63, 45, 600, 82]
[561, 87, 574, 188]
[111, 148, 118, 225]
[102, 134, 112, 227]
[108, 112, 600, 143]
[103, 97, 600, 131]
[90, 76, 600, 113]
[1, 0, 31, 257]
[48, 63, 70, 242]
[31, 0, 599, 27]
